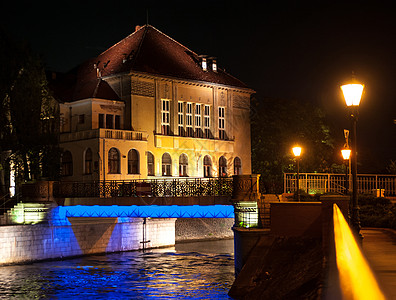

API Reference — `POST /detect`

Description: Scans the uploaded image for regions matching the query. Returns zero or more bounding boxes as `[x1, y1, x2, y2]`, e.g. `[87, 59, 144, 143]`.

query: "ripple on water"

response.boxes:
[0, 240, 235, 299]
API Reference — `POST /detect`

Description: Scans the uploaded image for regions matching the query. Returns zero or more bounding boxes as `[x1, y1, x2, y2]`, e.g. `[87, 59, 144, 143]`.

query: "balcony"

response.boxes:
[60, 129, 148, 143]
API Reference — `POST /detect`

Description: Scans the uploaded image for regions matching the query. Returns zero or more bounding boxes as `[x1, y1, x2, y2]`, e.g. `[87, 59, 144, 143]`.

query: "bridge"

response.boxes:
[1, 175, 396, 298]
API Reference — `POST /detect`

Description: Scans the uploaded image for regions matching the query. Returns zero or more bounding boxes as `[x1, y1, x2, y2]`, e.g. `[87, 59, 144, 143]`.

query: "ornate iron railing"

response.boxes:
[53, 178, 233, 198]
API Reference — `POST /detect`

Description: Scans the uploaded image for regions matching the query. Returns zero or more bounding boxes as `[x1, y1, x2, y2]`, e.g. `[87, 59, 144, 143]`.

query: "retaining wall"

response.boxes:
[175, 218, 234, 242]
[0, 218, 176, 265]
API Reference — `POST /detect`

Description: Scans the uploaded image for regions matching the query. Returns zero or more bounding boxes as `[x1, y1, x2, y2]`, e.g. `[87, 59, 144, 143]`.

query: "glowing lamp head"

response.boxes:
[341, 83, 364, 107]
[341, 149, 351, 160]
[292, 146, 302, 157]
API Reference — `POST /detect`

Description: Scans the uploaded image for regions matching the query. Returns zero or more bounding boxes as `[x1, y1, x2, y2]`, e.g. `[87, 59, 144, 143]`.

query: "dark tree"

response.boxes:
[0, 28, 60, 190]
[251, 96, 335, 193]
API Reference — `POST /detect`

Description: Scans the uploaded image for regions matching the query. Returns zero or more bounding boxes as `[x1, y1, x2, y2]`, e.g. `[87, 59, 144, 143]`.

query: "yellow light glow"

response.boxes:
[292, 146, 302, 157]
[341, 149, 351, 160]
[333, 204, 385, 300]
[341, 83, 364, 106]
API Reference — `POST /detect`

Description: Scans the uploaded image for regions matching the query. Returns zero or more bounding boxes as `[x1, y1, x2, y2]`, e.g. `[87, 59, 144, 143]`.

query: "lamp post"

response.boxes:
[340, 81, 364, 239]
[292, 146, 302, 201]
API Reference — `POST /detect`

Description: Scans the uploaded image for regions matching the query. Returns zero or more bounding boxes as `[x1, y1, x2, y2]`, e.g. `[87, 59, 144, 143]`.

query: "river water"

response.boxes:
[0, 239, 235, 299]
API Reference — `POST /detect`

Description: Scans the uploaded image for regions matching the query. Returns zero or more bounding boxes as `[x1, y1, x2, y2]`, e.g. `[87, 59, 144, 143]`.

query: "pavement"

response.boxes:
[361, 228, 396, 300]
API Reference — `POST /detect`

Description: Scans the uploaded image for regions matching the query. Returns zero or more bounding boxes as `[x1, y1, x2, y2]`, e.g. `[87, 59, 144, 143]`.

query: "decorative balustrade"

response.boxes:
[53, 178, 233, 198]
[60, 128, 147, 142]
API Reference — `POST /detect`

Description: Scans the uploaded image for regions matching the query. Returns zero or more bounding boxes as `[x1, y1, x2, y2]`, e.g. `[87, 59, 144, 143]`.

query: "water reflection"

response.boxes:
[0, 239, 234, 299]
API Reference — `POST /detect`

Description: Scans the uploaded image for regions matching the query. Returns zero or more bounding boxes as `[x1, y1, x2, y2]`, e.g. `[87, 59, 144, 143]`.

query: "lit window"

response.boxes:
[162, 153, 172, 176]
[212, 59, 217, 72]
[108, 147, 120, 174]
[204, 105, 211, 138]
[186, 102, 193, 137]
[178, 101, 184, 136]
[195, 104, 202, 138]
[218, 107, 225, 140]
[179, 154, 188, 177]
[128, 149, 139, 174]
[161, 99, 170, 135]
[202, 57, 207, 71]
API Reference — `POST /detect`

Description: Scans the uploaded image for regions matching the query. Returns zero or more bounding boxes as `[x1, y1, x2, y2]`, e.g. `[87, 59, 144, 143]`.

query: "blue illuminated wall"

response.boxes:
[53, 205, 234, 221]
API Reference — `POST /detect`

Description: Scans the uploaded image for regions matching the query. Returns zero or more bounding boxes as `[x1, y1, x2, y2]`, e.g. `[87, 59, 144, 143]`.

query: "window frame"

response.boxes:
[108, 147, 120, 174]
[161, 99, 170, 135]
[161, 153, 172, 176]
[84, 148, 93, 175]
[127, 149, 139, 174]
[218, 107, 225, 140]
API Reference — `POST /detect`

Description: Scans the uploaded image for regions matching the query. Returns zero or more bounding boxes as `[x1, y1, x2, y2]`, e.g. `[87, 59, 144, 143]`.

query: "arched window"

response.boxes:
[128, 149, 139, 174]
[234, 157, 242, 175]
[162, 153, 172, 176]
[147, 152, 155, 176]
[219, 156, 227, 177]
[84, 148, 93, 175]
[203, 155, 212, 178]
[108, 147, 120, 174]
[61, 151, 73, 176]
[179, 154, 188, 177]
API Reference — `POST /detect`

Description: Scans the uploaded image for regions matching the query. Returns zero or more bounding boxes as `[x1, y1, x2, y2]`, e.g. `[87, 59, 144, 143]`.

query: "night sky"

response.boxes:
[1, 0, 395, 172]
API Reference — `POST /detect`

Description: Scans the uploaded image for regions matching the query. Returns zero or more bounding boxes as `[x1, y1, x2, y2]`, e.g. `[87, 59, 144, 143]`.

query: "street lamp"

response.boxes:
[292, 146, 302, 201]
[340, 80, 364, 239]
[341, 148, 351, 194]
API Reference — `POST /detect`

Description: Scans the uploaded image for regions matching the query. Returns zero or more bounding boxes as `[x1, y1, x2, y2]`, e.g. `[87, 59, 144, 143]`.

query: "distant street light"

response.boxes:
[292, 146, 302, 201]
[341, 148, 351, 194]
[341, 79, 364, 239]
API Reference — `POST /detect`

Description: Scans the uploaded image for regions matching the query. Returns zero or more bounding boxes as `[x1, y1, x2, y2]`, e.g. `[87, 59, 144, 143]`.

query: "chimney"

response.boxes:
[135, 25, 143, 32]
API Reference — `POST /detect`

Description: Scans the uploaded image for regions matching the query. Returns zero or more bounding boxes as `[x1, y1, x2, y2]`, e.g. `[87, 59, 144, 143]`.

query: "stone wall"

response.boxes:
[0, 218, 175, 265]
[175, 218, 234, 242]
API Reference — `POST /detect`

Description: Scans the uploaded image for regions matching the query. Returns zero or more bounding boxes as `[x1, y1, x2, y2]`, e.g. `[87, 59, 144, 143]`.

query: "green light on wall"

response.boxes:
[9, 203, 49, 225]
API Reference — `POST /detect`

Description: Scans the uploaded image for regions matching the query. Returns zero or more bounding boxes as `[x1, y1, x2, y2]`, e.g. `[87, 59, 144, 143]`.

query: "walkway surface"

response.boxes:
[362, 228, 396, 300]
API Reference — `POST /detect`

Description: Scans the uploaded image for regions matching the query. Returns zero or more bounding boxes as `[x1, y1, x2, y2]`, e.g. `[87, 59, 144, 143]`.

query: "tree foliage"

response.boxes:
[251, 96, 335, 193]
[0, 28, 60, 188]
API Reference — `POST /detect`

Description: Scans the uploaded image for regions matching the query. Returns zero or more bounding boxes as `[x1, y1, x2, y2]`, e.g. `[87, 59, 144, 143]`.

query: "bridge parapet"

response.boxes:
[53, 178, 232, 199]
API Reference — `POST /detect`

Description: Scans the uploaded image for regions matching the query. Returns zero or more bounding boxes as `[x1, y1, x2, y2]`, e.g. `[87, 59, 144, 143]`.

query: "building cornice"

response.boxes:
[102, 71, 255, 95]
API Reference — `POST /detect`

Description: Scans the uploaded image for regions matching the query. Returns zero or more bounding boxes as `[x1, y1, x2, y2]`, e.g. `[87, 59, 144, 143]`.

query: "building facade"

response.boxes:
[56, 25, 254, 181]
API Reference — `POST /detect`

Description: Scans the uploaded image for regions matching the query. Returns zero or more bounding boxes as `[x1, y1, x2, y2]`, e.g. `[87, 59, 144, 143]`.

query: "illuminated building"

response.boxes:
[55, 25, 254, 181]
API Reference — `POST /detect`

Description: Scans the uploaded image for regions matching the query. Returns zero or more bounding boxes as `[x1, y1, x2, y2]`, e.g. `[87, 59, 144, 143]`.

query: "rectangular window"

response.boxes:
[115, 115, 121, 129]
[178, 101, 184, 136]
[99, 114, 104, 128]
[106, 114, 114, 129]
[161, 99, 170, 135]
[219, 107, 225, 140]
[195, 104, 202, 138]
[204, 105, 210, 138]
[186, 102, 193, 137]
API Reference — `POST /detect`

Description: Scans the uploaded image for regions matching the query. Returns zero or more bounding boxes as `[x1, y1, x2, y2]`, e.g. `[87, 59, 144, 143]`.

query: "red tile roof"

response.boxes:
[55, 25, 249, 102]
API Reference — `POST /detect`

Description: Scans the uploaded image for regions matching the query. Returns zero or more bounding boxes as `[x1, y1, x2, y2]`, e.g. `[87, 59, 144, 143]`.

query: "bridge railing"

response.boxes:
[284, 173, 396, 196]
[53, 178, 233, 198]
